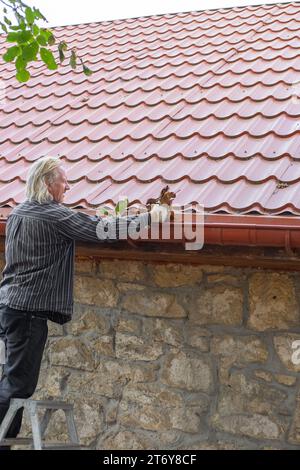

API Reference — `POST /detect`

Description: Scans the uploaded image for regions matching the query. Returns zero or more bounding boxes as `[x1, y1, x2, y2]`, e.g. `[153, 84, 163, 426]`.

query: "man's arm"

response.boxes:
[55, 205, 151, 243]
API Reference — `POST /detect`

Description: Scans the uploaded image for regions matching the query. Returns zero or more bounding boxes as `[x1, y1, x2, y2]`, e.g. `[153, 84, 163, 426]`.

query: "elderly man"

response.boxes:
[0, 156, 168, 448]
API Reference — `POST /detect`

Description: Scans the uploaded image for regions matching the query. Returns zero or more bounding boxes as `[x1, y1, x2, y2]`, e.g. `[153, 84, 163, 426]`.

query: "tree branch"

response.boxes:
[0, 0, 93, 82]
[0, 0, 14, 9]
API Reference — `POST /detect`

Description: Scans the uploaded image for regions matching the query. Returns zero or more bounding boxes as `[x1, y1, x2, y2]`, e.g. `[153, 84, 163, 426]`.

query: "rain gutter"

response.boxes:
[1, 211, 300, 253]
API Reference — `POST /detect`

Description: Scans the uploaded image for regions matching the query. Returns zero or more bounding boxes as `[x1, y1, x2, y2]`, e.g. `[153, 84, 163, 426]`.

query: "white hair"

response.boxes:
[26, 156, 62, 204]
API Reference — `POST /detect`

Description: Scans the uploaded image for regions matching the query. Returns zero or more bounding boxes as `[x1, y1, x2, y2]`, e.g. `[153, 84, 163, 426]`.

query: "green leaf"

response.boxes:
[40, 29, 55, 46]
[6, 32, 19, 42]
[40, 47, 57, 70]
[83, 65, 93, 76]
[33, 8, 47, 22]
[39, 29, 50, 39]
[36, 35, 47, 46]
[96, 205, 114, 217]
[58, 41, 67, 63]
[25, 7, 35, 24]
[14, 10, 25, 26]
[80, 57, 93, 77]
[4, 16, 12, 26]
[17, 30, 33, 44]
[97, 208, 109, 216]
[70, 50, 77, 69]
[15, 55, 27, 72]
[3, 45, 20, 62]
[19, 21, 26, 31]
[10, 25, 23, 31]
[47, 34, 55, 46]
[32, 24, 40, 36]
[59, 41, 68, 51]
[59, 49, 65, 63]
[16, 69, 30, 83]
[0, 23, 8, 33]
[21, 41, 39, 61]
[115, 198, 129, 215]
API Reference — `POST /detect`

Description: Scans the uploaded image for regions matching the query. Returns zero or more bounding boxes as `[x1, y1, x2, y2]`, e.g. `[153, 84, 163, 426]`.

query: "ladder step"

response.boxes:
[0, 438, 32, 445]
[42, 443, 81, 450]
[34, 400, 73, 410]
[10, 398, 74, 410]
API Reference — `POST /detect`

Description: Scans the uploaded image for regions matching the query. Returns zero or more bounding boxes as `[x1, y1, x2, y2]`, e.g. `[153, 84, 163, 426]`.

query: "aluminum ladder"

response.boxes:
[0, 398, 81, 450]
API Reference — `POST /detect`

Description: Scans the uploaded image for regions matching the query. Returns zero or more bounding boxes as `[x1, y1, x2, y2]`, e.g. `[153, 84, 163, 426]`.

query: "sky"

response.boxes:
[0, 0, 292, 27]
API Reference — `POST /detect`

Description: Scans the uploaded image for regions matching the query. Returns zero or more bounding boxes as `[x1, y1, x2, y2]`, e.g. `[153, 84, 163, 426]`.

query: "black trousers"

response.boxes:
[0, 304, 48, 447]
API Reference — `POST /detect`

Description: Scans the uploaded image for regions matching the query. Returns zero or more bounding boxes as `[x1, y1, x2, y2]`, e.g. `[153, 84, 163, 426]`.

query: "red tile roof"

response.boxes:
[1, 1, 300, 216]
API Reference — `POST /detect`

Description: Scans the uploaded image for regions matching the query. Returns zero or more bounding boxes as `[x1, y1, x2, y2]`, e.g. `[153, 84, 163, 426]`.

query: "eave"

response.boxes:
[1, 210, 300, 270]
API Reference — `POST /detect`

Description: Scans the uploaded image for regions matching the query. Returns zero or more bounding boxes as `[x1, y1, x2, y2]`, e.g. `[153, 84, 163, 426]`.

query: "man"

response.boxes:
[0, 156, 168, 448]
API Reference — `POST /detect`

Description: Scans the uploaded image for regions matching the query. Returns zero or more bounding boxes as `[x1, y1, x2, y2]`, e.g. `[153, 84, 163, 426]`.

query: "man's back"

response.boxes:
[0, 200, 76, 324]
[0, 199, 150, 324]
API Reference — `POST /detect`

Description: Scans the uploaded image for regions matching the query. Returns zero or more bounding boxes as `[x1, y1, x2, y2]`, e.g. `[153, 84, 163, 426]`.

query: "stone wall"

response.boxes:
[1, 252, 300, 449]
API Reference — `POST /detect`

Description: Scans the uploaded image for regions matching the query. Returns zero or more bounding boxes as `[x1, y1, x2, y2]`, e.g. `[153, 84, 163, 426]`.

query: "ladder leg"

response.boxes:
[0, 402, 20, 441]
[65, 409, 79, 444]
[28, 403, 42, 450]
[40, 409, 54, 439]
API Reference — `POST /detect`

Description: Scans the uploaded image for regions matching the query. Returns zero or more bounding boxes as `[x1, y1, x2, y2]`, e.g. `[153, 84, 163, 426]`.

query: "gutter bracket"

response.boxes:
[284, 230, 297, 257]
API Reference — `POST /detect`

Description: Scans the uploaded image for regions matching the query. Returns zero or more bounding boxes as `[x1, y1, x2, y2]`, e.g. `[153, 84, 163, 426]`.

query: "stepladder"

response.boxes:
[0, 399, 81, 450]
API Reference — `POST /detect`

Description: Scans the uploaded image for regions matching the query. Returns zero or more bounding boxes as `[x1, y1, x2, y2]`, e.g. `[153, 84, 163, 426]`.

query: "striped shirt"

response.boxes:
[0, 200, 150, 324]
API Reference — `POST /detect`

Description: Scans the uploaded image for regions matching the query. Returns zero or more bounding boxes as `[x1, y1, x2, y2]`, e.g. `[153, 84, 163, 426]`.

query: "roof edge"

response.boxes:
[1, 213, 300, 250]
[4, 0, 296, 30]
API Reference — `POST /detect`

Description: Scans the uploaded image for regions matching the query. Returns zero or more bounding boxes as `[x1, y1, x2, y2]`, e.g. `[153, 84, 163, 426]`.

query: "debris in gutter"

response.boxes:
[276, 182, 289, 189]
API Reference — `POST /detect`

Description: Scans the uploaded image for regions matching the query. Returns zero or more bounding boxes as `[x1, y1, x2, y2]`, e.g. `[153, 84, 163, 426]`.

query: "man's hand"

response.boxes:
[150, 204, 169, 223]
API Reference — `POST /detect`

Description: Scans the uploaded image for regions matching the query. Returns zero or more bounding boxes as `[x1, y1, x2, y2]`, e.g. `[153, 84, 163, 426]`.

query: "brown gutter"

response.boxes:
[1, 211, 300, 251]
[204, 214, 300, 253]
[137, 213, 300, 253]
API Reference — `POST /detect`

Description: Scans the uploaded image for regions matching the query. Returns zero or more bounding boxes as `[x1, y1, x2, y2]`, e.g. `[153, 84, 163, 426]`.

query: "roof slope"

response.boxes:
[1, 1, 300, 215]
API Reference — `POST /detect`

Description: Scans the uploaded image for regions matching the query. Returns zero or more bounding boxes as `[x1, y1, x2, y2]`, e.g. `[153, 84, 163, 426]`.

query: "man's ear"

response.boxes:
[44, 175, 52, 195]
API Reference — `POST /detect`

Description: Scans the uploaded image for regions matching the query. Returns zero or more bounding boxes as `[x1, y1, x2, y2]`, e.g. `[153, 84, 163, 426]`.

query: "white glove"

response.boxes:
[150, 204, 169, 223]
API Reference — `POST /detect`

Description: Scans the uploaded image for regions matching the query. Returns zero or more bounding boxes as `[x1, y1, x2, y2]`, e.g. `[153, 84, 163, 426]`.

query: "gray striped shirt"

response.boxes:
[0, 200, 150, 324]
